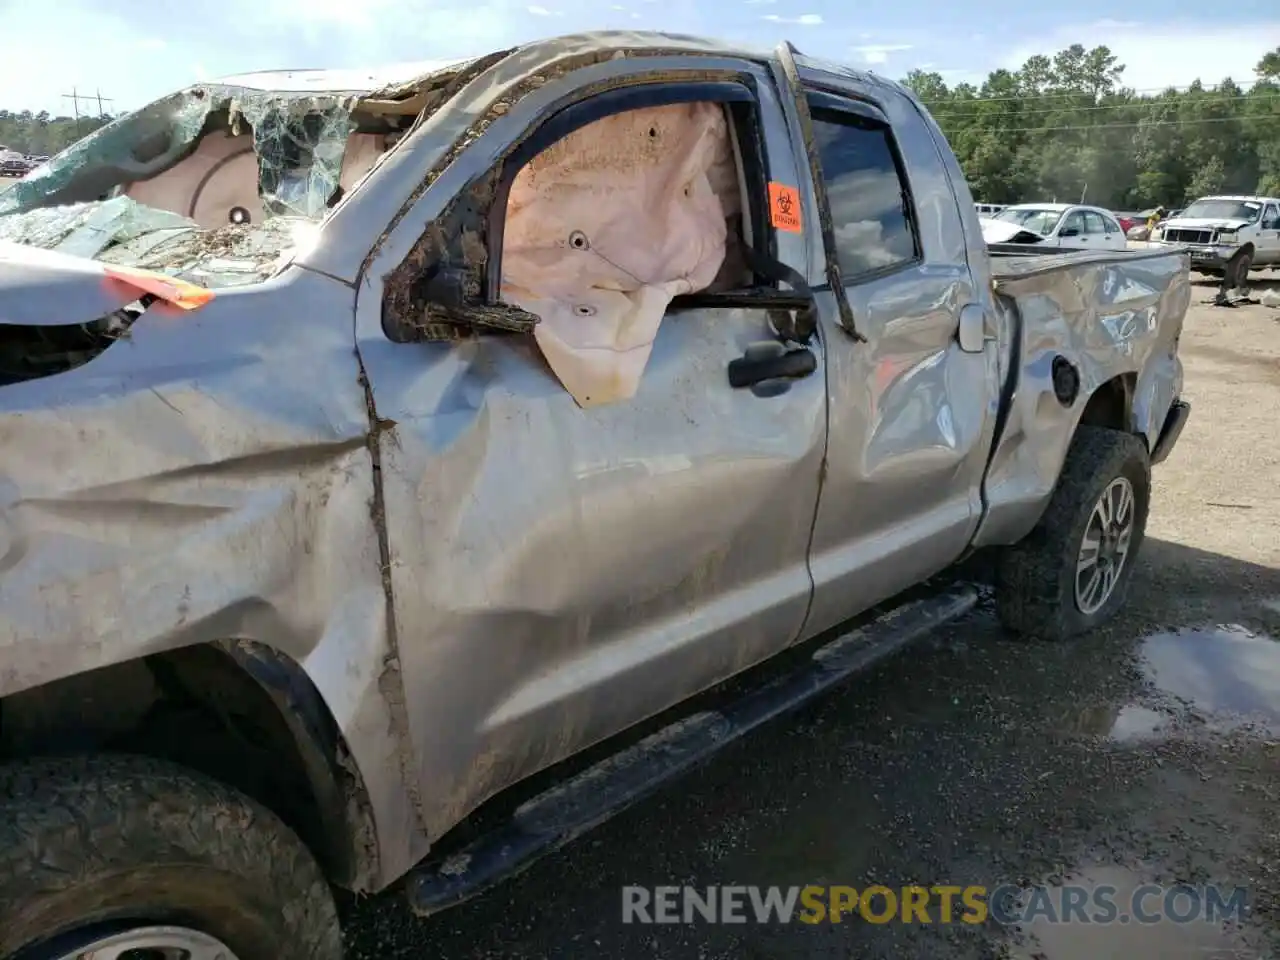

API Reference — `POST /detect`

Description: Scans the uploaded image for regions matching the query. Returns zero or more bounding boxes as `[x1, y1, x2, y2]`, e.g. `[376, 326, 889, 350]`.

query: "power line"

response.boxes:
[919, 79, 1273, 106]
[60, 87, 115, 134]
[932, 92, 1280, 120]
[976, 114, 1280, 134]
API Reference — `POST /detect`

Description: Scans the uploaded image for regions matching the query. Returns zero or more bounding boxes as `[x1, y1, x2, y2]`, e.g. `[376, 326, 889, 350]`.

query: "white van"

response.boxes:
[974, 202, 1007, 217]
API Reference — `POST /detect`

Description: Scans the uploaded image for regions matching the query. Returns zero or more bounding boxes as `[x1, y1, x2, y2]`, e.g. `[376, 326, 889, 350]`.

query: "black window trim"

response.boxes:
[482, 76, 779, 306]
[801, 88, 925, 289]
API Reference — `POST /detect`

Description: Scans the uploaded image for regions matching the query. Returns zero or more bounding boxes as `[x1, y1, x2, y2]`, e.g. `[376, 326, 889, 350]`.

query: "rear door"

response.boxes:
[1089, 210, 1127, 249]
[784, 66, 1000, 638]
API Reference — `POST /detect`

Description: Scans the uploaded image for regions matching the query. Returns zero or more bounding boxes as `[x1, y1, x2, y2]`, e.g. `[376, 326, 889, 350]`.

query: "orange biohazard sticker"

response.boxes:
[768, 182, 803, 233]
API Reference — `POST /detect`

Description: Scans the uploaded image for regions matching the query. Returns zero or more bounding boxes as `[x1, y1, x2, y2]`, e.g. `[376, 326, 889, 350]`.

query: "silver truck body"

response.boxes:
[0, 31, 1190, 895]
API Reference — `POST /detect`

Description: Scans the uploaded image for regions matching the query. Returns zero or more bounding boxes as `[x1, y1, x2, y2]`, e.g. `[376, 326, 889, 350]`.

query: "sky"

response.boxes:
[2, 0, 1279, 115]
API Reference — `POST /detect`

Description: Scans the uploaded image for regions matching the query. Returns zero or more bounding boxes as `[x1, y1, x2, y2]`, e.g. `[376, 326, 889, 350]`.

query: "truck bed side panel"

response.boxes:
[972, 248, 1191, 548]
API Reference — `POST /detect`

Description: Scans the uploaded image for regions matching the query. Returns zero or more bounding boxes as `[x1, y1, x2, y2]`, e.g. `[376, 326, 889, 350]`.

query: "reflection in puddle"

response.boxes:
[1140, 624, 1280, 733]
[1005, 865, 1256, 960]
[1107, 705, 1170, 742]
[1066, 704, 1172, 742]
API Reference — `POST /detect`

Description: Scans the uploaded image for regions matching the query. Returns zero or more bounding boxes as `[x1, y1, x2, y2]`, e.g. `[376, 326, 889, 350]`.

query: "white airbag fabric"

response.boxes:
[499, 102, 731, 407]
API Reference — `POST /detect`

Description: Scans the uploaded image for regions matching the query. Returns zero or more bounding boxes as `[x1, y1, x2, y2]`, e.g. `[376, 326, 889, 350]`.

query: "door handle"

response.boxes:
[728, 341, 817, 392]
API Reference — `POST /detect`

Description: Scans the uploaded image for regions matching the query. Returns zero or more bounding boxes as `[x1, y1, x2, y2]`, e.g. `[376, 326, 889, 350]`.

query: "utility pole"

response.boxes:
[61, 87, 81, 132]
[60, 88, 114, 135]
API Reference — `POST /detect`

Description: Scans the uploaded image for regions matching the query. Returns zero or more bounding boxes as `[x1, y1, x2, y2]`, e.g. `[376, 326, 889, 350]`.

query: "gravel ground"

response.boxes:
[345, 280, 1280, 959]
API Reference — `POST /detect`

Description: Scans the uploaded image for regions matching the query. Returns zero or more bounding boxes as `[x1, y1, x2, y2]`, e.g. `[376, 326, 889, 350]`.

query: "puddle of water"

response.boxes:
[1107, 705, 1171, 742]
[1064, 704, 1172, 742]
[1140, 624, 1280, 734]
[1006, 865, 1256, 960]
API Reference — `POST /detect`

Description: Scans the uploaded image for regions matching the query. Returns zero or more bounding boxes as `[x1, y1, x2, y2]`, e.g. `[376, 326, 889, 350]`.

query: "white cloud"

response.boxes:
[851, 43, 913, 65]
[762, 13, 822, 25]
[527, 4, 554, 14]
[744, 0, 777, 4]
[0, 0, 521, 113]
[936, 67, 986, 86]
[1000, 19, 1280, 90]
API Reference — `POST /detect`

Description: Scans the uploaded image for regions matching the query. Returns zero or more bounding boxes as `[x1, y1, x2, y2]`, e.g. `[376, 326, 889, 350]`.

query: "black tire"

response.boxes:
[0, 754, 343, 960]
[995, 426, 1151, 641]
[1236, 250, 1253, 280]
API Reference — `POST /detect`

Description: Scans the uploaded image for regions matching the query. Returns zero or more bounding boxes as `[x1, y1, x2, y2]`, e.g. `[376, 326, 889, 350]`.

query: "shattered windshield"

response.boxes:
[0, 81, 414, 290]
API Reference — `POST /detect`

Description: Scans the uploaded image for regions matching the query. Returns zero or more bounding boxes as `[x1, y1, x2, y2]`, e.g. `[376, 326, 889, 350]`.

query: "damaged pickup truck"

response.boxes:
[0, 31, 1191, 960]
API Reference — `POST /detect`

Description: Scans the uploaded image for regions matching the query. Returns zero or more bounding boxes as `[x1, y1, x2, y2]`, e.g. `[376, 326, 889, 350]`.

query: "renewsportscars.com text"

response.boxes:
[621, 884, 1249, 926]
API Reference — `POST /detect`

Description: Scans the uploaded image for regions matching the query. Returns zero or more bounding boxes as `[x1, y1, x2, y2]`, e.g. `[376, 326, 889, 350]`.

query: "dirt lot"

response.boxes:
[343, 278, 1280, 959]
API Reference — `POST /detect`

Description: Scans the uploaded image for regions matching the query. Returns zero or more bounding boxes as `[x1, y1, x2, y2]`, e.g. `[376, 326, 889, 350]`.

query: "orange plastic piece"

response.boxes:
[103, 263, 215, 311]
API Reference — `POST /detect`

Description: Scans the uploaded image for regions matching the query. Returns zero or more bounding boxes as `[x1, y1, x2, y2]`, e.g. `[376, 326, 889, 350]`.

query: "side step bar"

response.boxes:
[406, 585, 978, 916]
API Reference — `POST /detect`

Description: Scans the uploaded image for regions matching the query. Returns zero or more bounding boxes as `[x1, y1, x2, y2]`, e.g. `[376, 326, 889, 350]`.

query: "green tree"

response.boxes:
[0, 110, 111, 158]
[909, 43, 1280, 207]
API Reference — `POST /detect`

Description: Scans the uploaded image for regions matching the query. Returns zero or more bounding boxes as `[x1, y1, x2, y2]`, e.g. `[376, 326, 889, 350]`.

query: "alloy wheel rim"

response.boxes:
[1075, 476, 1136, 616]
[44, 926, 239, 960]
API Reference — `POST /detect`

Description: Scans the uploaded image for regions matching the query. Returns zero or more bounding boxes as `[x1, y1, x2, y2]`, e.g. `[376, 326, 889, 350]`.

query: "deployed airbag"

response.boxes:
[499, 102, 732, 407]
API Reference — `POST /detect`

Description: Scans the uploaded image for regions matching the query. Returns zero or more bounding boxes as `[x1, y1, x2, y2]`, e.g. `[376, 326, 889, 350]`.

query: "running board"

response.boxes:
[406, 586, 978, 916]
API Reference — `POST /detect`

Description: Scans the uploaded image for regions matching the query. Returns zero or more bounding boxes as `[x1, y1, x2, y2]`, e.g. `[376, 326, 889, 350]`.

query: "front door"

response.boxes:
[1258, 202, 1280, 265]
[1058, 209, 1089, 247]
[353, 64, 828, 838]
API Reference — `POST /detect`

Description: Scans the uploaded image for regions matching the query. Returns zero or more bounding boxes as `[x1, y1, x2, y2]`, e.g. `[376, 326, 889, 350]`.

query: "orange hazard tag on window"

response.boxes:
[768, 182, 802, 233]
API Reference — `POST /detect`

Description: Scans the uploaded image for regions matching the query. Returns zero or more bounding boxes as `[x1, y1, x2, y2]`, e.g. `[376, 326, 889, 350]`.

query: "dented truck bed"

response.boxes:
[0, 30, 1191, 932]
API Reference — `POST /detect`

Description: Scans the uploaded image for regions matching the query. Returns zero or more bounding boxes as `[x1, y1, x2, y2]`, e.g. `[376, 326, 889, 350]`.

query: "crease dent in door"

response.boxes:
[500, 101, 735, 407]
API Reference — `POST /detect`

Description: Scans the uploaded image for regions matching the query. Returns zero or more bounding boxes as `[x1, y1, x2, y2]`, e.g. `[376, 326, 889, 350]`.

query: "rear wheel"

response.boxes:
[996, 426, 1151, 640]
[0, 755, 342, 960]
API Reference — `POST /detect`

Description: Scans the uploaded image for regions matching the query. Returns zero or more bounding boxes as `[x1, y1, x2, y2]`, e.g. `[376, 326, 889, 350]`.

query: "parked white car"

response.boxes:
[1153, 195, 1280, 276]
[974, 202, 1007, 216]
[980, 203, 1129, 250]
